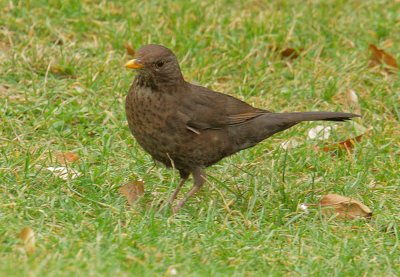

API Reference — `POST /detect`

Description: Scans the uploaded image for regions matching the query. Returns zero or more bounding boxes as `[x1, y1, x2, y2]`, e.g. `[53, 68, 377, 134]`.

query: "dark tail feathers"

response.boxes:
[277, 111, 360, 122]
[228, 111, 359, 153]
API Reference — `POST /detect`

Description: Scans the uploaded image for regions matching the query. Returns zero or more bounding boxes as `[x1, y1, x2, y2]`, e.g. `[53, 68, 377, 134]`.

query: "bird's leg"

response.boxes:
[173, 168, 206, 213]
[169, 172, 189, 204]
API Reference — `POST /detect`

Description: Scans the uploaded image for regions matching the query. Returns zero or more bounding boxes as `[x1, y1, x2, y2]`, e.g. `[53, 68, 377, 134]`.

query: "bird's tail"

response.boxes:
[272, 111, 359, 122]
[258, 111, 360, 137]
[230, 111, 360, 152]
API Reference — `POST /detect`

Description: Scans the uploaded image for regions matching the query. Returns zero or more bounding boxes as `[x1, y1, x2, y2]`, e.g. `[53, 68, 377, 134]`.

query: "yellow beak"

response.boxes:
[125, 59, 144, 69]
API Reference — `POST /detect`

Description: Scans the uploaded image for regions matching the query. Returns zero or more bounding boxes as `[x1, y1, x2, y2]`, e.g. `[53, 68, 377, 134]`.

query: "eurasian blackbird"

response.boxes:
[125, 44, 359, 212]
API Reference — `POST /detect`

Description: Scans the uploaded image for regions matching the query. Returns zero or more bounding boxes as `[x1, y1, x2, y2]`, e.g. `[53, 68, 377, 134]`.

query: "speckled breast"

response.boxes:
[125, 84, 182, 167]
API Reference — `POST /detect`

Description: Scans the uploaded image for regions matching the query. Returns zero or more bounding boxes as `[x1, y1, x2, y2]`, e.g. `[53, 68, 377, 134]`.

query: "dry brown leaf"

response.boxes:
[18, 227, 36, 254]
[124, 43, 136, 57]
[119, 180, 145, 205]
[321, 134, 363, 153]
[319, 194, 372, 219]
[267, 45, 302, 61]
[281, 48, 299, 60]
[368, 44, 398, 71]
[56, 152, 80, 164]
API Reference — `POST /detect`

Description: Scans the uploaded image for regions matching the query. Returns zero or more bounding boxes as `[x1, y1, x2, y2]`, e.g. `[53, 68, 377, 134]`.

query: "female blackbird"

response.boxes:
[125, 44, 359, 212]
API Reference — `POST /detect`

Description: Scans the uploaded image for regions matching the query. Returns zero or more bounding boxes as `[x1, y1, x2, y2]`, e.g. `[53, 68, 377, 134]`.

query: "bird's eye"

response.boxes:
[155, 61, 165, 68]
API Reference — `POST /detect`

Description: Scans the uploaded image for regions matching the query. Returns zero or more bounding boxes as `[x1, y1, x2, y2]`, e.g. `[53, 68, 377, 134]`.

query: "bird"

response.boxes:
[124, 44, 359, 213]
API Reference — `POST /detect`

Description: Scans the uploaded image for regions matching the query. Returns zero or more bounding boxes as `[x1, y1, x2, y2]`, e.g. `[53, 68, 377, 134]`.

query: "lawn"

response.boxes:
[1, 0, 399, 276]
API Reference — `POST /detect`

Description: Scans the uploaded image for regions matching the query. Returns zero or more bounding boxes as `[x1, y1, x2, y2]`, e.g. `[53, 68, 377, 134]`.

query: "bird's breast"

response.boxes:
[126, 85, 168, 134]
[125, 84, 189, 162]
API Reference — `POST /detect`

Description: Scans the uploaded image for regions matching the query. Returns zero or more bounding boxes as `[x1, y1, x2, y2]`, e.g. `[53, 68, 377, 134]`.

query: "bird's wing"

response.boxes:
[179, 84, 269, 130]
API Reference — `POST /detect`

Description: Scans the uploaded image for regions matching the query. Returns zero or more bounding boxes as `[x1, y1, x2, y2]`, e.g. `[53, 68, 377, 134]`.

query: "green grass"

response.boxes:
[1, 0, 399, 276]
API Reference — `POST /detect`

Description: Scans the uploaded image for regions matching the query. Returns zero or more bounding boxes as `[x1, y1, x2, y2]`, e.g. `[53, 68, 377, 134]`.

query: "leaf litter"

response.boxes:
[267, 45, 302, 61]
[302, 194, 372, 220]
[321, 134, 363, 153]
[47, 166, 82, 180]
[368, 44, 398, 73]
[119, 179, 145, 205]
[55, 152, 80, 165]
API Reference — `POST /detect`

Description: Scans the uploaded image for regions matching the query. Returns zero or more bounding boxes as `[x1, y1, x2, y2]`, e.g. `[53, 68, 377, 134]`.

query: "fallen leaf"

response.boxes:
[368, 44, 398, 72]
[321, 134, 363, 153]
[318, 194, 372, 219]
[124, 43, 136, 57]
[308, 125, 332, 140]
[281, 48, 299, 60]
[55, 152, 80, 164]
[18, 227, 36, 254]
[119, 179, 145, 205]
[47, 166, 82, 180]
[267, 45, 303, 61]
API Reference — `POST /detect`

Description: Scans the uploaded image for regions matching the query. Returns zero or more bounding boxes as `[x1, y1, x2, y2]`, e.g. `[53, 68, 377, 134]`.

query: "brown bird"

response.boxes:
[125, 44, 359, 212]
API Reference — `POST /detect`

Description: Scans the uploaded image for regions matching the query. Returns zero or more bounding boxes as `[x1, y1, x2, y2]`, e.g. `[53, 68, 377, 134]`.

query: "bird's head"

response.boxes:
[125, 44, 184, 86]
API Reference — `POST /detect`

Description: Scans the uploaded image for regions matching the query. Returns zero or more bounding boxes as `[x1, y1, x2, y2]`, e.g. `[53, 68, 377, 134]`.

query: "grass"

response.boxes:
[1, 0, 399, 276]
